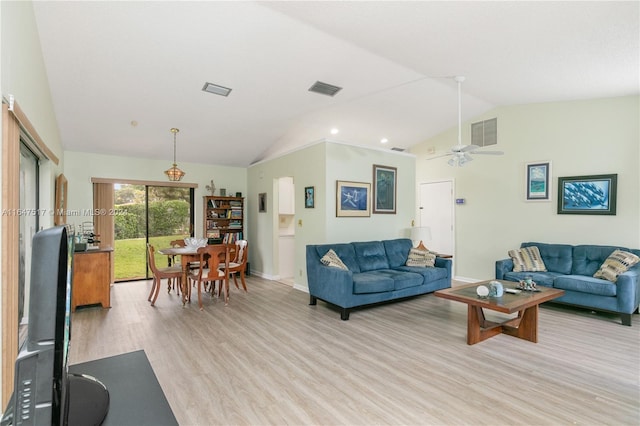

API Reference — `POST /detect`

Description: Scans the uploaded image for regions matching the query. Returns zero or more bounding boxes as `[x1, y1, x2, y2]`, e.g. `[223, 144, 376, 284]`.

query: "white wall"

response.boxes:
[0, 0, 63, 404]
[411, 95, 640, 281]
[247, 140, 416, 289]
[63, 151, 247, 237]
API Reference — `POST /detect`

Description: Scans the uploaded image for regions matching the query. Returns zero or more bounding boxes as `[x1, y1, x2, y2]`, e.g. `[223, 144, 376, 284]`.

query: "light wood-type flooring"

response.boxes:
[69, 276, 640, 425]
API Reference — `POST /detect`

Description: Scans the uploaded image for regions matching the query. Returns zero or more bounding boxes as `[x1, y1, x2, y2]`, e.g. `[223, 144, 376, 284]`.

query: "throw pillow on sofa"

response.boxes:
[593, 249, 640, 282]
[508, 246, 547, 272]
[320, 249, 349, 270]
[405, 248, 436, 267]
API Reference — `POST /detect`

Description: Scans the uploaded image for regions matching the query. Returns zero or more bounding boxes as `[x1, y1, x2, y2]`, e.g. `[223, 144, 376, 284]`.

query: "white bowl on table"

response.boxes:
[184, 238, 208, 250]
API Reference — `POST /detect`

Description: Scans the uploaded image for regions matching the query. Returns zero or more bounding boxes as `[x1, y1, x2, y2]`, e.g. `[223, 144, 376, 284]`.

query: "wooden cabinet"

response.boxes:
[72, 248, 112, 311]
[203, 196, 244, 244]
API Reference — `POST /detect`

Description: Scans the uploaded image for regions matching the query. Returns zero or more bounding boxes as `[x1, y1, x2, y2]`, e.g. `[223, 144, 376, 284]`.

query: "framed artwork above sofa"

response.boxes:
[557, 173, 617, 215]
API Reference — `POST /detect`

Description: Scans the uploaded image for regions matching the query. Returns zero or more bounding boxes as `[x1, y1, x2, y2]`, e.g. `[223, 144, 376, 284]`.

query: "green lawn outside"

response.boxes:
[114, 235, 188, 281]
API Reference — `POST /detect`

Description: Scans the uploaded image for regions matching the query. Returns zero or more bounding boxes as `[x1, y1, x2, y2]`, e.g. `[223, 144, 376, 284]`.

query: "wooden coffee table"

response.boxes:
[434, 280, 564, 345]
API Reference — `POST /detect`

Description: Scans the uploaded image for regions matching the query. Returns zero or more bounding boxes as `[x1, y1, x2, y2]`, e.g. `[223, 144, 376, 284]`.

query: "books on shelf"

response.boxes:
[223, 231, 243, 244]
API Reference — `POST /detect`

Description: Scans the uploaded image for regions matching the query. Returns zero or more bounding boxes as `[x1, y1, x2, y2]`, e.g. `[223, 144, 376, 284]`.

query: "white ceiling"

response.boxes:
[32, 1, 639, 168]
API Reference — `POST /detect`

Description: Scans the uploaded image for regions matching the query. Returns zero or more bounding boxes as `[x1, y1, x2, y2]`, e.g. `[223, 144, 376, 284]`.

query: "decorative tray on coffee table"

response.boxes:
[517, 281, 542, 292]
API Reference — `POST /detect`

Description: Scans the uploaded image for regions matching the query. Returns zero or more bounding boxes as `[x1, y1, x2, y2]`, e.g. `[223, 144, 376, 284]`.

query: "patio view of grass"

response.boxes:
[114, 235, 188, 281]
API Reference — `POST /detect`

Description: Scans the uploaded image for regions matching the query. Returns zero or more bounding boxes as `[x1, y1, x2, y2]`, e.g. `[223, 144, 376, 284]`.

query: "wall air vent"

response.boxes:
[308, 81, 342, 97]
[391, 147, 405, 152]
[471, 118, 497, 147]
[202, 82, 232, 97]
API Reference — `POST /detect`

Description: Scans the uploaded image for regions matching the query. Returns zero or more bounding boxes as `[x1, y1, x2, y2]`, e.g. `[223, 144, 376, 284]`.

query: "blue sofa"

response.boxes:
[496, 242, 640, 326]
[306, 238, 452, 320]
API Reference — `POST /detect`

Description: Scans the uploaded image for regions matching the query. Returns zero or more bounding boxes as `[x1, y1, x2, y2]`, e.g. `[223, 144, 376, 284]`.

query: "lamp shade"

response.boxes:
[410, 226, 432, 250]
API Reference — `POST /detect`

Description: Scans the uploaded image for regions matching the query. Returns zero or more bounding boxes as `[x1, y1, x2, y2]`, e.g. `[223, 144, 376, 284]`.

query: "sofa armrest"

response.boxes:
[435, 257, 452, 281]
[306, 246, 354, 305]
[495, 258, 513, 279]
[616, 264, 640, 314]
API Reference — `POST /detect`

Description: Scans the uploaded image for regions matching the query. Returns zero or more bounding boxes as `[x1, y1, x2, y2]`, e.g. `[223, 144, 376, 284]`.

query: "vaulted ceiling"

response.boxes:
[32, 1, 639, 167]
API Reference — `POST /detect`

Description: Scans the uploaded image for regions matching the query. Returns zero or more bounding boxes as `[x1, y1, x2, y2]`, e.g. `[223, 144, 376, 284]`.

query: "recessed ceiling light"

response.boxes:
[330, 128, 339, 135]
[380, 138, 389, 144]
[202, 82, 232, 97]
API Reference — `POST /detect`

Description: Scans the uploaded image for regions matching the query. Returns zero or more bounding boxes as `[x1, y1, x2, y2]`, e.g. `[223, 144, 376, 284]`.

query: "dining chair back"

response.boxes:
[147, 243, 183, 306]
[188, 244, 231, 309]
[224, 240, 249, 292]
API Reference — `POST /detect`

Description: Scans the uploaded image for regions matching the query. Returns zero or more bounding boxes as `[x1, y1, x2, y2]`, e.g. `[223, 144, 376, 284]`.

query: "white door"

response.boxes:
[419, 180, 454, 256]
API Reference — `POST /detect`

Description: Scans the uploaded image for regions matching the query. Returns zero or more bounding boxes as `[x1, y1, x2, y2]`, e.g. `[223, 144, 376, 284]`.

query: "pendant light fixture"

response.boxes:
[165, 128, 185, 181]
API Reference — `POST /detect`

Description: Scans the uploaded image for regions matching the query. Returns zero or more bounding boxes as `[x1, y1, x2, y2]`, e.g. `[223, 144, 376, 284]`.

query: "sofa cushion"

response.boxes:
[394, 265, 449, 282]
[522, 242, 573, 274]
[353, 241, 390, 272]
[572, 245, 625, 276]
[554, 275, 617, 296]
[405, 248, 436, 267]
[320, 249, 348, 270]
[508, 246, 547, 272]
[593, 250, 640, 282]
[352, 272, 395, 294]
[369, 269, 424, 291]
[313, 244, 360, 272]
[383, 238, 413, 268]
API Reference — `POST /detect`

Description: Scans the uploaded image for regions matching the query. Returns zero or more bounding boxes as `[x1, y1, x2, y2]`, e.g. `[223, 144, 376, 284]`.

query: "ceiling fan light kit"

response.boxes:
[427, 76, 504, 167]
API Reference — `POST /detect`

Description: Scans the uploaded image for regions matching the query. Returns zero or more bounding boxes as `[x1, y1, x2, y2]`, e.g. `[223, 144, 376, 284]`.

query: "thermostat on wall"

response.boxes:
[455, 198, 465, 204]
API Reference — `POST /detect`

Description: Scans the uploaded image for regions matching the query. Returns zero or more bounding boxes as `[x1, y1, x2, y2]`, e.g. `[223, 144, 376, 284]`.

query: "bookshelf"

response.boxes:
[203, 196, 244, 244]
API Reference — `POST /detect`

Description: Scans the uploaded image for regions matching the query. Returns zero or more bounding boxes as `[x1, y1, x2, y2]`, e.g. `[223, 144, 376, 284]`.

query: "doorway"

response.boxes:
[112, 184, 194, 281]
[277, 176, 295, 286]
[419, 180, 454, 256]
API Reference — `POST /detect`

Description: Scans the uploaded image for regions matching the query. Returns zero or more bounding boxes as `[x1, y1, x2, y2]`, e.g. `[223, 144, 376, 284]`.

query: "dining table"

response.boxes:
[158, 244, 235, 307]
[157, 246, 201, 306]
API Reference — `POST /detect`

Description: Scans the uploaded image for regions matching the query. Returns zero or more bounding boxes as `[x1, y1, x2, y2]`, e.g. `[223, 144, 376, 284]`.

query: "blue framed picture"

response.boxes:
[557, 174, 617, 215]
[336, 181, 370, 217]
[373, 164, 397, 214]
[304, 186, 315, 208]
[526, 161, 551, 201]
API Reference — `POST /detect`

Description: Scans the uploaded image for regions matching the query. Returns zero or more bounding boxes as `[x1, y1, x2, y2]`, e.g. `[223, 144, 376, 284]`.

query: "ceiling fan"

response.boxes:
[427, 76, 503, 167]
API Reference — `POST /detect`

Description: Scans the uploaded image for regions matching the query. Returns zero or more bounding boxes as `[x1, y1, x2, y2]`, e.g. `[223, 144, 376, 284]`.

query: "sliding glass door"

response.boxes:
[18, 143, 39, 329]
[113, 184, 193, 281]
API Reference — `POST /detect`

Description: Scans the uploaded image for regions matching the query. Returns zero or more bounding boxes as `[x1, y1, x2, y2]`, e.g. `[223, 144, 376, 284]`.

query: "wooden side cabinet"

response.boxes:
[72, 247, 113, 312]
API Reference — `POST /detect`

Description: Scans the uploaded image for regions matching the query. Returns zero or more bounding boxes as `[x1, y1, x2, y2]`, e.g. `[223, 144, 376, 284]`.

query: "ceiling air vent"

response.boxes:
[308, 81, 342, 97]
[391, 147, 405, 152]
[202, 82, 232, 97]
[471, 118, 497, 147]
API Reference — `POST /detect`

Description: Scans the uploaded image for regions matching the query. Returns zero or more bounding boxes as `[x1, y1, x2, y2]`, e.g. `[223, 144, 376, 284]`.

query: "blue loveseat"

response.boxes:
[496, 242, 640, 326]
[306, 238, 452, 320]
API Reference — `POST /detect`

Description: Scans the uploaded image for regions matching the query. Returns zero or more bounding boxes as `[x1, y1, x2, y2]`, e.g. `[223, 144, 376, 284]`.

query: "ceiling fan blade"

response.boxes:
[460, 144, 480, 152]
[426, 152, 454, 160]
[471, 150, 504, 155]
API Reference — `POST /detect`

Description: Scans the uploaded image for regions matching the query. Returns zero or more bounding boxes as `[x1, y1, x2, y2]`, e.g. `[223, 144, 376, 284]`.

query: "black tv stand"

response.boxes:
[67, 373, 109, 425]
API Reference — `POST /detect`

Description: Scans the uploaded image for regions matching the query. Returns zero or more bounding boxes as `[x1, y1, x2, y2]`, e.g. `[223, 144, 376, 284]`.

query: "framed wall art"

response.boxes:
[557, 174, 617, 215]
[258, 192, 267, 213]
[54, 174, 68, 225]
[304, 186, 315, 208]
[373, 164, 397, 214]
[336, 181, 370, 217]
[526, 161, 551, 201]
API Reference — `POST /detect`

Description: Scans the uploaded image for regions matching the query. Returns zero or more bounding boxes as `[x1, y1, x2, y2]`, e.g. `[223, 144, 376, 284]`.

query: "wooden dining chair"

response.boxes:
[167, 239, 185, 266]
[147, 243, 183, 306]
[188, 244, 230, 309]
[222, 240, 249, 292]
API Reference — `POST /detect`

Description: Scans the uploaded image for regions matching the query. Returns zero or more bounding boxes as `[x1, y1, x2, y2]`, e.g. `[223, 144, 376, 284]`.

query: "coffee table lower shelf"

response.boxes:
[435, 281, 564, 345]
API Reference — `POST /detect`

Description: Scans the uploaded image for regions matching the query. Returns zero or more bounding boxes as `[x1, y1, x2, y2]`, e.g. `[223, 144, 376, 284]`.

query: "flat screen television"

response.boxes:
[1, 226, 109, 425]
